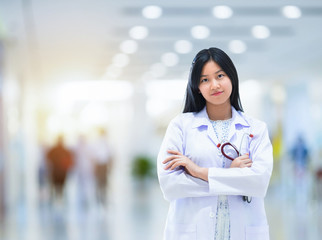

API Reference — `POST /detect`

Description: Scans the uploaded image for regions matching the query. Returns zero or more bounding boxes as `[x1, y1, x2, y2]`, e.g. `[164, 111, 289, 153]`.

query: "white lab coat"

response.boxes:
[157, 106, 273, 240]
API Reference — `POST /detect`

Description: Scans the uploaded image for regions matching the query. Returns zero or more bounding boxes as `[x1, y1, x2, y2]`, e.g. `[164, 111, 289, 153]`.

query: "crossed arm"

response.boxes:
[163, 150, 253, 181]
[157, 118, 272, 201]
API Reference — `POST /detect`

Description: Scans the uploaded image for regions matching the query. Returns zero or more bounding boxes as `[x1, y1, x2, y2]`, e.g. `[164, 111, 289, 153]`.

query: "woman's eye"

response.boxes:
[201, 78, 208, 83]
[218, 74, 224, 79]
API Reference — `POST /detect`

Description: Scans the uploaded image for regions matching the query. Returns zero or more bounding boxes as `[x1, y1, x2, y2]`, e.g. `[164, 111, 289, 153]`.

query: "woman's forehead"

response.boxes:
[201, 61, 222, 74]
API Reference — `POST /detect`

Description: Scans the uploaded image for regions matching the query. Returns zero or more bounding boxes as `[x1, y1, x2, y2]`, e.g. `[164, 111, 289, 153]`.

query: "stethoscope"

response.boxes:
[217, 132, 253, 203]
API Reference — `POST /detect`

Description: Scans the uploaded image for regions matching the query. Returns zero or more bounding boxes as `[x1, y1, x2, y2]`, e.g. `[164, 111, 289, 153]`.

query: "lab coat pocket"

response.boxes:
[168, 223, 197, 240]
[245, 225, 269, 240]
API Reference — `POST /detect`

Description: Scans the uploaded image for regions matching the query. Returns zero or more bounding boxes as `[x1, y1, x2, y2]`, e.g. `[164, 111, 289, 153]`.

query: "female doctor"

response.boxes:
[157, 47, 273, 240]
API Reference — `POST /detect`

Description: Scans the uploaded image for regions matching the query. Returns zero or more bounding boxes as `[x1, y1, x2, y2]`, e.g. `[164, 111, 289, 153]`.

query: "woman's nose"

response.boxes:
[210, 79, 219, 89]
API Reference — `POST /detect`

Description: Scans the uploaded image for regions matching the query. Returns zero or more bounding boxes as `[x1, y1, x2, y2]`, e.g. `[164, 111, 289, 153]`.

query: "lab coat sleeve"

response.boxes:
[208, 122, 273, 198]
[157, 117, 211, 202]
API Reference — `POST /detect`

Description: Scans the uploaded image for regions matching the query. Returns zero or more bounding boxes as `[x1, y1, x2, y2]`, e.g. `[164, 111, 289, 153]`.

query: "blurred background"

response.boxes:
[0, 0, 322, 239]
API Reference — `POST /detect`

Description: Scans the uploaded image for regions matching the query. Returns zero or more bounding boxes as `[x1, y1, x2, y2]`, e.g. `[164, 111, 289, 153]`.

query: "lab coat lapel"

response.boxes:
[227, 107, 250, 144]
[193, 107, 250, 146]
[192, 107, 220, 146]
[207, 122, 220, 146]
[228, 121, 237, 143]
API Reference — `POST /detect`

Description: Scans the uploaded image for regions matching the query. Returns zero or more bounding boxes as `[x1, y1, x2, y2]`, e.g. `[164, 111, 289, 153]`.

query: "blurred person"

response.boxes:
[290, 135, 310, 206]
[291, 135, 309, 176]
[73, 134, 95, 209]
[316, 167, 322, 203]
[37, 143, 51, 205]
[91, 128, 113, 206]
[46, 134, 74, 204]
[157, 48, 273, 240]
[316, 147, 322, 203]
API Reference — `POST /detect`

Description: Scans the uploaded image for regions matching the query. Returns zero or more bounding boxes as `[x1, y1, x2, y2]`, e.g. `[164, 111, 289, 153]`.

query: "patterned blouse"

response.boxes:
[211, 119, 232, 240]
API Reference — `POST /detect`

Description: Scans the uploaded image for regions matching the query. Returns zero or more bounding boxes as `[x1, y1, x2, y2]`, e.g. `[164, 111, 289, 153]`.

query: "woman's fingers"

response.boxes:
[240, 158, 252, 164]
[235, 154, 251, 161]
[163, 150, 197, 174]
[167, 149, 183, 155]
[244, 162, 252, 168]
[164, 158, 185, 170]
[237, 154, 249, 160]
[162, 154, 200, 178]
[231, 155, 252, 168]
[164, 160, 176, 170]
[163, 153, 183, 164]
[163, 155, 176, 164]
[169, 160, 184, 170]
[163, 150, 184, 164]
[241, 159, 252, 168]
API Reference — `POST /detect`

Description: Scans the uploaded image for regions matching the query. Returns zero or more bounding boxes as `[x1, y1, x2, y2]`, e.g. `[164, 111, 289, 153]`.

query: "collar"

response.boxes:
[192, 106, 250, 128]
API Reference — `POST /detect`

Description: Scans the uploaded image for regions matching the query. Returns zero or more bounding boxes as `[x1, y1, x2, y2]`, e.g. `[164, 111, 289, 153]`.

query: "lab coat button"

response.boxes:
[209, 212, 215, 218]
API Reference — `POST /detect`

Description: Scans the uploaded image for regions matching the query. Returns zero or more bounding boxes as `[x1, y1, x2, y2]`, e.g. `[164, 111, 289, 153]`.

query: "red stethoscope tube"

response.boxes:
[221, 142, 239, 161]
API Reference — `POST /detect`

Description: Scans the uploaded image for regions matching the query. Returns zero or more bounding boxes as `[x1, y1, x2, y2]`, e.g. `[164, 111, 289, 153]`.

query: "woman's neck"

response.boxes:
[206, 102, 232, 121]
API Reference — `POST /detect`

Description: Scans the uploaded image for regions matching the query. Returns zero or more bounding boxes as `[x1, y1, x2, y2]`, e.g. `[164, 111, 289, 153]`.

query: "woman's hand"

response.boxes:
[163, 150, 208, 181]
[230, 153, 253, 168]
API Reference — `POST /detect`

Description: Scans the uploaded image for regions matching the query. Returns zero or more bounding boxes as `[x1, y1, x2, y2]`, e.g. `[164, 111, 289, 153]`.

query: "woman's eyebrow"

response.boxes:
[200, 69, 224, 77]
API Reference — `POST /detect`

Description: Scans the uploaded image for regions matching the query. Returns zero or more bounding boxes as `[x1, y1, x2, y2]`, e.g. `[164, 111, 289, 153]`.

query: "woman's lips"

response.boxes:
[212, 91, 223, 96]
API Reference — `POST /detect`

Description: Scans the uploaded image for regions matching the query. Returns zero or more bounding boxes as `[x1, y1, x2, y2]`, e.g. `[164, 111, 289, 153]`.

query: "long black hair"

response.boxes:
[183, 47, 243, 113]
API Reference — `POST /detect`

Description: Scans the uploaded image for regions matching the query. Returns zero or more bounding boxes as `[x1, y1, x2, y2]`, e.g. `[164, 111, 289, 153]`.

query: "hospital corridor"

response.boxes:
[1, 167, 322, 240]
[1, 0, 322, 239]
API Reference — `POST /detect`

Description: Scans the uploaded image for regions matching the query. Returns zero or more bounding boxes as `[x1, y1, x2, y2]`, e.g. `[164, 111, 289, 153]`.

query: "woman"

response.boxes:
[157, 48, 273, 240]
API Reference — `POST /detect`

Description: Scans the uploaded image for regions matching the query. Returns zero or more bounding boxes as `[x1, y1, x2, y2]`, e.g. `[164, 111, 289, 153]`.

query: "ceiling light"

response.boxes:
[161, 52, 179, 67]
[251, 25, 270, 39]
[129, 26, 149, 40]
[229, 40, 247, 54]
[191, 25, 210, 39]
[112, 53, 130, 68]
[120, 40, 138, 54]
[174, 40, 193, 54]
[212, 6, 233, 19]
[282, 6, 302, 19]
[142, 5, 163, 19]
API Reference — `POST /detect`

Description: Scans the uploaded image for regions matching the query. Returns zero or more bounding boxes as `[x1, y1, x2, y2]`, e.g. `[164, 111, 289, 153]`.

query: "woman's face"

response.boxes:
[198, 60, 232, 108]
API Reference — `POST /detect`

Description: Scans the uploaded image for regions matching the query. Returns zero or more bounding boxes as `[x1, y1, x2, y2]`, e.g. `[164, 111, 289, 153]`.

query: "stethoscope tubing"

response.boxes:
[220, 132, 253, 203]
